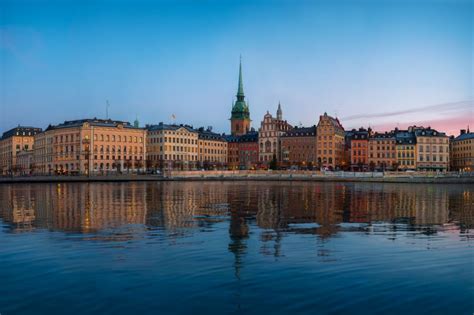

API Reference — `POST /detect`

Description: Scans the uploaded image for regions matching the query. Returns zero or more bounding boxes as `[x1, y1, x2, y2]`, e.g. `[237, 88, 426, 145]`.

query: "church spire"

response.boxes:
[236, 56, 244, 101]
[277, 101, 282, 120]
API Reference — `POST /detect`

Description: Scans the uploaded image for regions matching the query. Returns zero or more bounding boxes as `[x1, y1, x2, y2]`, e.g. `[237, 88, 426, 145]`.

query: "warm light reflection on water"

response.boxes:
[0, 182, 472, 315]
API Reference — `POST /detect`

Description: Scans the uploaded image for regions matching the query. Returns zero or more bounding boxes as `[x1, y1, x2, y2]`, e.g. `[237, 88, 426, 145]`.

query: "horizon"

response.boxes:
[1, 0, 472, 136]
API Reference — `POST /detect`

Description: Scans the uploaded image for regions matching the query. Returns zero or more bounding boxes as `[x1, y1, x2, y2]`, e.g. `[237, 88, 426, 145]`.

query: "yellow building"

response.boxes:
[0, 126, 42, 175]
[395, 130, 417, 170]
[146, 123, 198, 170]
[414, 126, 449, 172]
[33, 118, 146, 175]
[197, 128, 228, 168]
[316, 112, 345, 169]
[450, 129, 473, 171]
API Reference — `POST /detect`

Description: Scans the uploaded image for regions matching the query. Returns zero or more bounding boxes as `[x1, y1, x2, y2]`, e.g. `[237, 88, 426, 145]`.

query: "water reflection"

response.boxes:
[0, 182, 472, 238]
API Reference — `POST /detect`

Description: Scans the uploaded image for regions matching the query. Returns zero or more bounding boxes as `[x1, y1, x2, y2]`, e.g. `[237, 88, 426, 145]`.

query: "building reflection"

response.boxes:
[0, 182, 472, 241]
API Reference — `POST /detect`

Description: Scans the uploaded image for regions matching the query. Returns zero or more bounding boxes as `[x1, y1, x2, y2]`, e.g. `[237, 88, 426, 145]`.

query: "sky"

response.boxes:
[0, 0, 472, 136]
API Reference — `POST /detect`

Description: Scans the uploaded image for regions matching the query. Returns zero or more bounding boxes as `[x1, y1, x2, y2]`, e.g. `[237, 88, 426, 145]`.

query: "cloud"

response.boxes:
[342, 100, 473, 121]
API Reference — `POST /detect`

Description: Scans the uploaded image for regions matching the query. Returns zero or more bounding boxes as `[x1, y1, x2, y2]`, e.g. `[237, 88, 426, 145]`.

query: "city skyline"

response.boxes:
[1, 0, 473, 136]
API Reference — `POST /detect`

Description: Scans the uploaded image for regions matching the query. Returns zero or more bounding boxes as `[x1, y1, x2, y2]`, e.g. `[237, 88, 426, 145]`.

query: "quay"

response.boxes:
[0, 171, 473, 184]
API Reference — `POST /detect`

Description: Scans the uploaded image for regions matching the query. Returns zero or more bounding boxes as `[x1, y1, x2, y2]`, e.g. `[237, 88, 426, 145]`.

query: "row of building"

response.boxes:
[1, 61, 473, 175]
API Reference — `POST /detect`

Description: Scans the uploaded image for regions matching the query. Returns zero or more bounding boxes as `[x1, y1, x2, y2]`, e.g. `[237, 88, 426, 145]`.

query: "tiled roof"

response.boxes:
[46, 118, 141, 131]
[282, 126, 316, 137]
[453, 132, 474, 141]
[1, 126, 42, 139]
[146, 123, 197, 133]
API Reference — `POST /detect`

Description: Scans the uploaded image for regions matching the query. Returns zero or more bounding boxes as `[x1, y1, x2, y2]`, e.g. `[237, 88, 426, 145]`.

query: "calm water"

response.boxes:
[0, 182, 473, 315]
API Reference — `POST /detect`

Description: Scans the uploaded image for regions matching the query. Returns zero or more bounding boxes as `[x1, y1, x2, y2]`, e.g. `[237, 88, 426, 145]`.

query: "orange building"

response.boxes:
[368, 132, 397, 171]
[0, 126, 42, 175]
[316, 113, 345, 170]
[350, 128, 369, 171]
[33, 118, 146, 175]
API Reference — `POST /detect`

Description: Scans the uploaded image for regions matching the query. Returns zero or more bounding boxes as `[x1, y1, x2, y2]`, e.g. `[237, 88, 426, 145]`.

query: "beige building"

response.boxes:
[197, 128, 227, 168]
[316, 113, 345, 169]
[414, 127, 449, 171]
[146, 123, 199, 170]
[33, 118, 146, 175]
[450, 129, 473, 172]
[368, 132, 397, 170]
[16, 150, 34, 175]
[0, 126, 42, 175]
[395, 130, 417, 170]
[258, 104, 292, 165]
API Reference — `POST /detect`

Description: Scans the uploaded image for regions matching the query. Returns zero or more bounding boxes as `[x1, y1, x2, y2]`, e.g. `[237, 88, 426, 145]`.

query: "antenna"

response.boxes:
[106, 100, 110, 119]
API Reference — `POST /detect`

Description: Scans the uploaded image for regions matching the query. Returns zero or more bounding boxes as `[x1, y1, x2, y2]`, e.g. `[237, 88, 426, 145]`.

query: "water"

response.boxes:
[0, 182, 472, 315]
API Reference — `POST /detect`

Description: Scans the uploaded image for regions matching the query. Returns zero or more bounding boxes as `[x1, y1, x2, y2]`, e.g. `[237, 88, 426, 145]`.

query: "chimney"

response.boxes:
[460, 129, 466, 135]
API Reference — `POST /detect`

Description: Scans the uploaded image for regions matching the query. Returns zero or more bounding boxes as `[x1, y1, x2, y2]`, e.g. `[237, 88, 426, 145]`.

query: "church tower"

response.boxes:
[230, 58, 251, 136]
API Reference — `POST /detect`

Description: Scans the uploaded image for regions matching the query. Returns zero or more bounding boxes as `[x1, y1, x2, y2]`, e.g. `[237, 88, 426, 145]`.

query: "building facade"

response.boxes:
[414, 127, 449, 171]
[450, 129, 473, 172]
[33, 119, 146, 175]
[258, 104, 293, 165]
[368, 132, 396, 171]
[350, 128, 369, 171]
[146, 123, 198, 170]
[280, 126, 317, 168]
[225, 131, 259, 170]
[197, 127, 228, 169]
[230, 60, 251, 136]
[316, 113, 345, 170]
[0, 126, 42, 175]
[395, 130, 417, 170]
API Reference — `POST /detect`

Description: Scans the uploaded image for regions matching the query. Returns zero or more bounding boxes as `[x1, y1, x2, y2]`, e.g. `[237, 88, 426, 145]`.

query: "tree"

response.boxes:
[369, 161, 376, 172]
[269, 154, 278, 170]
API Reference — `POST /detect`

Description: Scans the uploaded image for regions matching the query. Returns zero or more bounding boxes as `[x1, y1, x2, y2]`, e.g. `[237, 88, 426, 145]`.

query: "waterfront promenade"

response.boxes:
[0, 170, 472, 184]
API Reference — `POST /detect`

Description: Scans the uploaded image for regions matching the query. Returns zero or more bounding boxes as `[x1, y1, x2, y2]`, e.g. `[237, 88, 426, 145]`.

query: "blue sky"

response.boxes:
[0, 0, 472, 135]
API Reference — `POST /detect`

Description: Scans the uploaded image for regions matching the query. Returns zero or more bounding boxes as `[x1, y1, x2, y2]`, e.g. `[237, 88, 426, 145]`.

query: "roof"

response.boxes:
[350, 128, 369, 140]
[453, 132, 474, 141]
[146, 123, 197, 133]
[282, 126, 316, 137]
[413, 127, 446, 137]
[224, 131, 258, 143]
[1, 126, 42, 140]
[197, 129, 226, 141]
[395, 131, 416, 144]
[370, 132, 396, 140]
[318, 113, 344, 130]
[46, 118, 141, 131]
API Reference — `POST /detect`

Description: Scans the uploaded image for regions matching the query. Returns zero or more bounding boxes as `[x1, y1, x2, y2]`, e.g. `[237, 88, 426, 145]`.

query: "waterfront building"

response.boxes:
[368, 131, 396, 171]
[413, 126, 449, 171]
[0, 126, 42, 175]
[197, 127, 228, 169]
[349, 128, 369, 171]
[146, 123, 198, 170]
[225, 131, 259, 170]
[230, 60, 251, 136]
[258, 104, 293, 165]
[316, 113, 345, 169]
[16, 150, 34, 175]
[395, 129, 417, 170]
[450, 128, 473, 172]
[280, 126, 317, 169]
[33, 118, 146, 175]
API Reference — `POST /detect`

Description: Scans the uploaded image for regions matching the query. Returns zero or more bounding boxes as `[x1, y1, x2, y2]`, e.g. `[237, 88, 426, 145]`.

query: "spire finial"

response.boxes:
[237, 56, 244, 100]
[277, 101, 282, 120]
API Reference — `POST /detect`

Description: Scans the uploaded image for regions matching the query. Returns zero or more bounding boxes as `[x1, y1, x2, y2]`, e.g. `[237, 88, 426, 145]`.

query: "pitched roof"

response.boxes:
[1, 126, 42, 139]
[282, 126, 316, 137]
[46, 118, 141, 131]
[453, 132, 474, 141]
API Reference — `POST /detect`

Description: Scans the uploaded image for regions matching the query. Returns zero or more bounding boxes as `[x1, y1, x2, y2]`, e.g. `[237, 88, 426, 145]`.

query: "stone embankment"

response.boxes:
[0, 171, 473, 184]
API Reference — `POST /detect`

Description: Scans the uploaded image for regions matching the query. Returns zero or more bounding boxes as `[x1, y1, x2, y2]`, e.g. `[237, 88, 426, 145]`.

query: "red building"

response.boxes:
[225, 131, 259, 170]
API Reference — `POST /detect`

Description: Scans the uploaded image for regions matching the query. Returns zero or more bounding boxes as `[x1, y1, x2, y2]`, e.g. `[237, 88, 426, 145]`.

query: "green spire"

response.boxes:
[236, 56, 244, 100]
[231, 56, 250, 120]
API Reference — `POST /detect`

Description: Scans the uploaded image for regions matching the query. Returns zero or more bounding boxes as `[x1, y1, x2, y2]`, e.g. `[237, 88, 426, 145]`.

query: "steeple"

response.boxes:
[236, 56, 245, 101]
[276, 101, 282, 120]
[230, 56, 251, 136]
